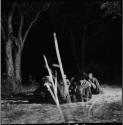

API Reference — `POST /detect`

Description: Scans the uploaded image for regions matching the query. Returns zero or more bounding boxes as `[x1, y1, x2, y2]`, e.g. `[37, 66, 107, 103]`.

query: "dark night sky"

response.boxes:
[2, 1, 122, 84]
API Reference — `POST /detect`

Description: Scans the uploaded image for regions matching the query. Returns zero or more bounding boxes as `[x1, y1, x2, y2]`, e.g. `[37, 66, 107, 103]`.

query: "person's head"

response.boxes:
[89, 73, 93, 79]
[82, 72, 89, 80]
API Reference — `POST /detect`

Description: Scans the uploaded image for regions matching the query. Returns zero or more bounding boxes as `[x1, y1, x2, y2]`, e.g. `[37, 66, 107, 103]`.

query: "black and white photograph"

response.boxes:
[1, 0, 122, 124]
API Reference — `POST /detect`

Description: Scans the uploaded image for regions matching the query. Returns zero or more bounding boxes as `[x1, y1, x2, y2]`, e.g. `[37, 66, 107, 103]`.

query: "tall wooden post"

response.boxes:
[53, 32, 71, 103]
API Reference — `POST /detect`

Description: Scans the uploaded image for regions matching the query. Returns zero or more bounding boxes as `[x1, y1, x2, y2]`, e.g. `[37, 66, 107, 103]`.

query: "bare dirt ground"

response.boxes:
[1, 84, 122, 124]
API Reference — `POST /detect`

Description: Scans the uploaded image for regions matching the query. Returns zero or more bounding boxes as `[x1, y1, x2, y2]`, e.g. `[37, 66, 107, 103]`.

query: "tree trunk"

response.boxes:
[13, 47, 22, 94]
[5, 39, 15, 94]
[5, 39, 22, 95]
[15, 49, 22, 83]
[6, 39, 14, 77]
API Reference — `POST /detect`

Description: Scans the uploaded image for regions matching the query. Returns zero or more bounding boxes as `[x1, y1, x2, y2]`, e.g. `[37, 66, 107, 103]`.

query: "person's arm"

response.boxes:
[89, 79, 96, 89]
[94, 78, 101, 89]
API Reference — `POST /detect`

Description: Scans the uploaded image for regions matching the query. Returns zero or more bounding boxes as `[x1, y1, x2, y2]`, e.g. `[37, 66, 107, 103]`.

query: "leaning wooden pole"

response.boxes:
[43, 55, 65, 121]
[53, 32, 71, 103]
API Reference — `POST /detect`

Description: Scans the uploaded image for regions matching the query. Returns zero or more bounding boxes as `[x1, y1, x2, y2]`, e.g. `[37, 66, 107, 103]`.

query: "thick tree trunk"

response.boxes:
[15, 49, 22, 83]
[5, 39, 22, 95]
[13, 48, 22, 94]
[6, 39, 14, 77]
[5, 39, 16, 94]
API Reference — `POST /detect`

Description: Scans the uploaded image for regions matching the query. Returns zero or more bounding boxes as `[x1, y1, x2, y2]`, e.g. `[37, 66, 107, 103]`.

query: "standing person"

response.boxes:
[88, 73, 102, 94]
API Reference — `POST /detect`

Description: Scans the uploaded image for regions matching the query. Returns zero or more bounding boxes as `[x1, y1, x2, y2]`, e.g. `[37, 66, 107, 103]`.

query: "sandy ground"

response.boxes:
[1, 85, 122, 124]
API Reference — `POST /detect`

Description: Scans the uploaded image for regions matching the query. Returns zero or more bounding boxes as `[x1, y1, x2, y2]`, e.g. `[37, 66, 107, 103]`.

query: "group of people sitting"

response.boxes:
[69, 72, 102, 102]
[32, 71, 102, 104]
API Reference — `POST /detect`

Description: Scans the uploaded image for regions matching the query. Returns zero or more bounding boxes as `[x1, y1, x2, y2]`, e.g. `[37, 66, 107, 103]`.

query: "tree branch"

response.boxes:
[22, 11, 40, 47]
[8, 15, 13, 34]
[8, 3, 16, 34]
[18, 15, 24, 42]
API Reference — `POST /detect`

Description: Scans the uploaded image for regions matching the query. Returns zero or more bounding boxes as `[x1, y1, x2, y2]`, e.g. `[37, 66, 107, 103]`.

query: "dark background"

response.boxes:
[2, 1, 122, 85]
